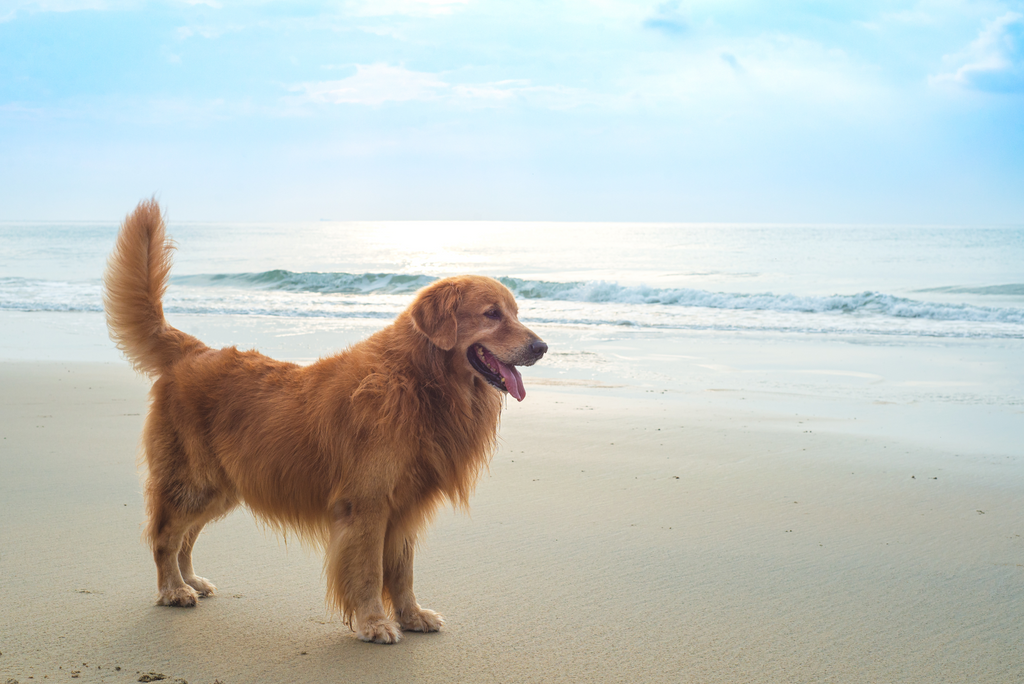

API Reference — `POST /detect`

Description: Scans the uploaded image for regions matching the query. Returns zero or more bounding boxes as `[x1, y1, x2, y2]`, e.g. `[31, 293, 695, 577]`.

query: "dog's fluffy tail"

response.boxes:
[103, 199, 207, 376]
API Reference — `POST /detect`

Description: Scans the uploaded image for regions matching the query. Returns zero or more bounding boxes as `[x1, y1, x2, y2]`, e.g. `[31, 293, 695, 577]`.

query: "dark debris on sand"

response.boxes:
[137, 672, 193, 683]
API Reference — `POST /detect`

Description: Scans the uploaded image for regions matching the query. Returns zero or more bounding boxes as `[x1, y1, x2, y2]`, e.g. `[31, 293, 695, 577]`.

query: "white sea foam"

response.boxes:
[174, 271, 437, 294]
[498, 277, 1024, 324]
[0, 277, 103, 313]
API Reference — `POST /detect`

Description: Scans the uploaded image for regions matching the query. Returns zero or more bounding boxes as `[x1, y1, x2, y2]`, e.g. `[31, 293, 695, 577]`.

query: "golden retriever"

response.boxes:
[103, 199, 546, 643]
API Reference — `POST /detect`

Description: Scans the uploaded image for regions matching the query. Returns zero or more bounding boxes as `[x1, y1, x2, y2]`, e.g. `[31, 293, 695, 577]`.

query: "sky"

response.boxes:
[1, 0, 1023, 222]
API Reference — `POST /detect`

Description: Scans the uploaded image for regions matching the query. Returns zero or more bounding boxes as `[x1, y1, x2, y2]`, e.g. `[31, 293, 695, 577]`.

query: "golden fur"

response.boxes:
[103, 199, 546, 643]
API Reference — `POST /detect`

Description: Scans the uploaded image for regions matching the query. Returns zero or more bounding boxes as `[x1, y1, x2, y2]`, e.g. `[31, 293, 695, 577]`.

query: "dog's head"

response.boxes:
[410, 276, 546, 402]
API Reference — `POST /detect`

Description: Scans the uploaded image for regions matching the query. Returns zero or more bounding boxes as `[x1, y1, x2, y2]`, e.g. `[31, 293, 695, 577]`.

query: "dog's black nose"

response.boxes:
[530, 340, 548, 357]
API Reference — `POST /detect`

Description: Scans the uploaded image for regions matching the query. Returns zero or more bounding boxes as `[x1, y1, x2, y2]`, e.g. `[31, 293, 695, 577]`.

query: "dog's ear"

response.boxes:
[411, 280, 461, 350]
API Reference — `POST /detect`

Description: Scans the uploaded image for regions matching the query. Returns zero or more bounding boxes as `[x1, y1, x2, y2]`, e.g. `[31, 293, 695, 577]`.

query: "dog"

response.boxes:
[103, 199, 546, 643]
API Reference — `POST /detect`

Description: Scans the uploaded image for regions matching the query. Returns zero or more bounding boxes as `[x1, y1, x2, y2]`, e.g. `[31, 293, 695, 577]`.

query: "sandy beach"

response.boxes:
[1, 359, 1021, 684]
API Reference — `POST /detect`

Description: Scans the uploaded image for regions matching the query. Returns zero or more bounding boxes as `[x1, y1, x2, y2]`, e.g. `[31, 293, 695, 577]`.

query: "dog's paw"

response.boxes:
[184, 575, 216, 597]
[356, 617, 402, 644]
[158, 585, 200, 607]
[398, 607, 444, 633]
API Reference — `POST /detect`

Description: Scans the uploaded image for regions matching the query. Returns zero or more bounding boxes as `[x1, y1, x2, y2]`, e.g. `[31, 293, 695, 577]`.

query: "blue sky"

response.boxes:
[1, 0, 1022, 222]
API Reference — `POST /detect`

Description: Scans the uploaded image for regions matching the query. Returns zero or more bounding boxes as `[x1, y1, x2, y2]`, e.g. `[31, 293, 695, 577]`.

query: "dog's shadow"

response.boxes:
[124, 598, 448, 681]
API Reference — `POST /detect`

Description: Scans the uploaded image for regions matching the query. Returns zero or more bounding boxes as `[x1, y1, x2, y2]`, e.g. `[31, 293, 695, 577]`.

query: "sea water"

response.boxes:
[2, 220, 1023, 446]
[3, 221, 1023, 335]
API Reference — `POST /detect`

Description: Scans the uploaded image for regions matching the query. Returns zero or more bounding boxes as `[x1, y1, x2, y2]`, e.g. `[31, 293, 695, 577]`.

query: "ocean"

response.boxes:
[4, 221, 1024, 334]
[2, 220, 1023, 448]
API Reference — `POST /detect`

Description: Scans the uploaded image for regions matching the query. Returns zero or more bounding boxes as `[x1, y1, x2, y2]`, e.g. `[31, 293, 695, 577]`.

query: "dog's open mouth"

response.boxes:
[468, 344, 525, 402]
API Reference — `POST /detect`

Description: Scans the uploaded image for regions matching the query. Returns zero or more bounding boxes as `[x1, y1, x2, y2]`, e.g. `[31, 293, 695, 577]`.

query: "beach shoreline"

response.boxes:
[2, 360, 1021, 683]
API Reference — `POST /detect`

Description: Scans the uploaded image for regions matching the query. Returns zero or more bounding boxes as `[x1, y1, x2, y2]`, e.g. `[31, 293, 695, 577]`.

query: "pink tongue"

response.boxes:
[495, 359, 526, 402]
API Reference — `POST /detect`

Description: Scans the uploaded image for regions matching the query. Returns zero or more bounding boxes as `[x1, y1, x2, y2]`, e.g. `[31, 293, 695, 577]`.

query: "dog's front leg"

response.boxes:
[326, 499, 401, 644]
[384, 532, 444, 633]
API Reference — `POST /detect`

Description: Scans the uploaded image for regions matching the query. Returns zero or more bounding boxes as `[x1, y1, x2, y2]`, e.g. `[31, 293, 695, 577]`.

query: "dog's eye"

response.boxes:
[484, 309, 501, 320]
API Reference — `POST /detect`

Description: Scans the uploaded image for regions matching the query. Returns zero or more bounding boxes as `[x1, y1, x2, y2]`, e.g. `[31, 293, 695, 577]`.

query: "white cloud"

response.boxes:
[291, 64, 592, 109]
[2, 0, 134, 14]
[176, 23, 237, 40]
[931, 12, 1024, 92]
[643, 0, 689, 35]
[287, 31, 894, 120]
[295, 64, 448, 106]
[0, 0, 214, 21]
[882, 8, 939, 26]
[1, 0, 103, 22]
[291, 28, 889, 115]
[620, 33, 886, 114]
[344, 0, 471, 17]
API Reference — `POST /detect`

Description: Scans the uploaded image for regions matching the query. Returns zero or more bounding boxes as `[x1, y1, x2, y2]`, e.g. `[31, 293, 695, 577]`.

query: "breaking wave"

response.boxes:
[172, 271, 1024, 325]
[174, 271, 437, 294]
[1, 272, 1023, 334]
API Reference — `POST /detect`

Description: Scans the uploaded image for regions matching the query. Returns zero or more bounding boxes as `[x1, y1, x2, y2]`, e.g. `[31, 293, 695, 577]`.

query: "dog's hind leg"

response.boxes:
[147, 483, 224, 607]
[178, 524, 213, 596]
[149, 499, 201, 606]
[178, 496, 234, 598]
[384, 529, 444, 633]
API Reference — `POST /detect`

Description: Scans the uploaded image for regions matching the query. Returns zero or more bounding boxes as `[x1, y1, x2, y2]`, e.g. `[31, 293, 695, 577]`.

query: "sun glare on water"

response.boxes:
[357, 221, 506, 274]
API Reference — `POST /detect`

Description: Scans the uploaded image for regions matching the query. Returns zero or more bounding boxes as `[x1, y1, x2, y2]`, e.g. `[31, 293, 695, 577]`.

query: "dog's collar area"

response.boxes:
[467, 343, 525, 402]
